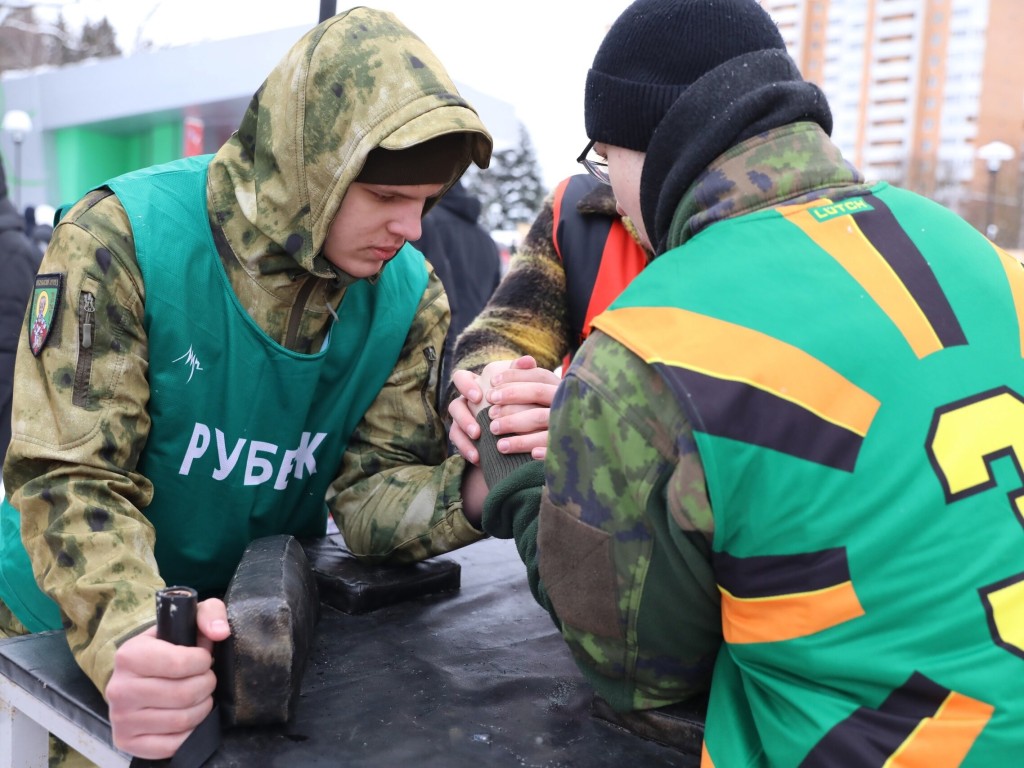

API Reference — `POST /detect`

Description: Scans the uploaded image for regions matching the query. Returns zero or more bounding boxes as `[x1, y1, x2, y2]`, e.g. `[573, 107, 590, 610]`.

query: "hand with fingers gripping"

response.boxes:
[448, 356, 560, 464]
[105, 598, 231, 759]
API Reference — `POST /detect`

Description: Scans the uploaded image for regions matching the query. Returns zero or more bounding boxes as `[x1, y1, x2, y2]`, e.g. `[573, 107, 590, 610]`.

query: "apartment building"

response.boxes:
[761, 0, 1024, 247]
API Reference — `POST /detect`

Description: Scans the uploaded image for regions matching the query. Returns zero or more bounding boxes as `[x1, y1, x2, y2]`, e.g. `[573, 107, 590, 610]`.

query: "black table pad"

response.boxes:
[0, 538, 699, 767]
[299, 534, 462, 615]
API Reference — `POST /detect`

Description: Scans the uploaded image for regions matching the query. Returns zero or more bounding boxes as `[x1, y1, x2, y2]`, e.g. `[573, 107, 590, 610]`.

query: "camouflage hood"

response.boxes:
[208, 7, 492, 280]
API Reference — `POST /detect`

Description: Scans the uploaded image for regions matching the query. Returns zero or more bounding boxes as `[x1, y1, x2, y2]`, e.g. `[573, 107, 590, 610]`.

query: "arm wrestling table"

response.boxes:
[0, 537, 702, 767]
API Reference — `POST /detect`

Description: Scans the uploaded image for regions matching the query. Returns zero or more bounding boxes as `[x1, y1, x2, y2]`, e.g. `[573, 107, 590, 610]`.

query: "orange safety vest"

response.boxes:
[551, 175, 648, 364]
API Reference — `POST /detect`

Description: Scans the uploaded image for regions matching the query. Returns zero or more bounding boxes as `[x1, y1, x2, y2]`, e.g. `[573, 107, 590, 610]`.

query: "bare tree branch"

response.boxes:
[2, 16, 74, 44]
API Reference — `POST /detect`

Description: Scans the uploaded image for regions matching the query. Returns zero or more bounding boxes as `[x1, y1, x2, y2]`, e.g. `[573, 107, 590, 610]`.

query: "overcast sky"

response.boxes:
[46, 0, 630, 189]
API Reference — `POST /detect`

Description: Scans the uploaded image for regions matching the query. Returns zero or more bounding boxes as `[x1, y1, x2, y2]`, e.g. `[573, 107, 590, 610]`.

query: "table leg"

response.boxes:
[0, 674, 130, 768]
[0, 681, 48, 768]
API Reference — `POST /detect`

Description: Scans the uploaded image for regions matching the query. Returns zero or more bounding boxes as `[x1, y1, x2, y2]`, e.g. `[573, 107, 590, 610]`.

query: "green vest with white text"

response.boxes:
[0, 156, 427, 631]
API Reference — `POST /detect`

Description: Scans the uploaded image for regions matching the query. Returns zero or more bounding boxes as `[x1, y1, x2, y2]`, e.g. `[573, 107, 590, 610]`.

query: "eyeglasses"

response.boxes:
[576, 140, 610, 185]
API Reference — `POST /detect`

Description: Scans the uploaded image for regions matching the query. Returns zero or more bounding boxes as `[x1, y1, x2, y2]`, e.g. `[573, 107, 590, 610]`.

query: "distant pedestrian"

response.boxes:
[0, 156, 42, 463]
[28, 204, 54, 255]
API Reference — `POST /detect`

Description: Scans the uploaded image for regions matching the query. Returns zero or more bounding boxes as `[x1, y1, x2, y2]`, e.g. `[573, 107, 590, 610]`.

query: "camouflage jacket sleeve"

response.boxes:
[537, 332, 722, 712]
[3, 191, 162, 694]
[445, 189, 570, 405]
[329, 269, 486, 564]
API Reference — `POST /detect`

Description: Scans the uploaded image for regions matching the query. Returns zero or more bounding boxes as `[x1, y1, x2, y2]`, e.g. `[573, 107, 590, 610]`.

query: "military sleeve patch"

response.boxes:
[29, 273, 63, 356]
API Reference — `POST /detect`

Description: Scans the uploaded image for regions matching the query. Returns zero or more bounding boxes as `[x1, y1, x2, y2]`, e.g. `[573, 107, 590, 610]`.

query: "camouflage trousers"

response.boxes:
[0, 600, 98, 768]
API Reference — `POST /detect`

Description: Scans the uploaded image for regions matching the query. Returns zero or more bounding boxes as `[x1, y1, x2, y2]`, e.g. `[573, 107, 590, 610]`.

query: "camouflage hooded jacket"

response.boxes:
[2, 8, 491, 693]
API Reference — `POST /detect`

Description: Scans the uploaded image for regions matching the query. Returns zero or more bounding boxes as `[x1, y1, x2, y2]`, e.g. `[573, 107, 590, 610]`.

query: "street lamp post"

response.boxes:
[977, 140, 1015, 241]
[2, 109, 33, 212]
[319, 1, 337, 22]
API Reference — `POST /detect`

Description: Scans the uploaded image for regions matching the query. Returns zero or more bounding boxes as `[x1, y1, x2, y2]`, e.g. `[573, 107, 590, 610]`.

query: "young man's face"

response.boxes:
[596, 142, 651, 251]
[323, 181, 446, 278]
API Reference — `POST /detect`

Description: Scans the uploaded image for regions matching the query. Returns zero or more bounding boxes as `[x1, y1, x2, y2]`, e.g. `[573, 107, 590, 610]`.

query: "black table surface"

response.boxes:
[0, 538, 698, 767]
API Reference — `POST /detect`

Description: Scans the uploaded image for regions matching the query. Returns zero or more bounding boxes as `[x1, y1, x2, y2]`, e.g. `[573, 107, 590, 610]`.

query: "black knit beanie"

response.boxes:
[585, 0, 788, 151]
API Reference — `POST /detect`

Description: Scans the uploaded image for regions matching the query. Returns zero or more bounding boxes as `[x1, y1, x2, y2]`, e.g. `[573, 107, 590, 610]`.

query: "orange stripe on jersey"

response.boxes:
[995, 245, 1024, 358]
[883, 691, 994, 768]
[701, 741, 714, 768]
[720, 580, 865, 644]
[594, 306, 880, 437]
[805, 673, 991, 764]
[783, 203, 943, 358]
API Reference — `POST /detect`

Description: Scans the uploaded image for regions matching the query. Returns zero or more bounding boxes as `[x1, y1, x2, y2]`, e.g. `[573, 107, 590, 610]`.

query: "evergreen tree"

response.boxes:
[73, 17, 120, 64]
[464, 123, 547, 231]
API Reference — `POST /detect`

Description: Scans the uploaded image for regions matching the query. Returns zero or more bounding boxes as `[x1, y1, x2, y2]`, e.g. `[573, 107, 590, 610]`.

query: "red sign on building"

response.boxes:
[183, 116, 205, 157]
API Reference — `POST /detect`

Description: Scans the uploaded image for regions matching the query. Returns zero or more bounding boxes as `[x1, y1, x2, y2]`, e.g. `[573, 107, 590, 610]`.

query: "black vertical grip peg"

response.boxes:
[130, 586, 218, 768]
[155, 586, 198, 647]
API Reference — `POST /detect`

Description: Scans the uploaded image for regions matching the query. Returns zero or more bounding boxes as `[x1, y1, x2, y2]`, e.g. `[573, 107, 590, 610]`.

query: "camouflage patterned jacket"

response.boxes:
[483, 123, 870, 712]
[445, 176, 647, 405]
[1, 8, 492, 694]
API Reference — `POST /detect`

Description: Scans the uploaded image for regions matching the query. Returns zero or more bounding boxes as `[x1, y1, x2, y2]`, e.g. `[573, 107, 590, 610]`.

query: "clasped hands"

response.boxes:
[448, 355, 561, 464]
